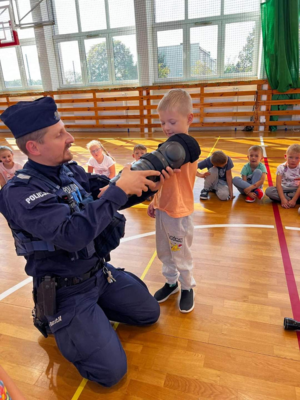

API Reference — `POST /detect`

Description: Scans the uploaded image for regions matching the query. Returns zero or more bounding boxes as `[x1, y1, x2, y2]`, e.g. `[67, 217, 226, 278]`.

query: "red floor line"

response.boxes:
[264, 156, 300, 346]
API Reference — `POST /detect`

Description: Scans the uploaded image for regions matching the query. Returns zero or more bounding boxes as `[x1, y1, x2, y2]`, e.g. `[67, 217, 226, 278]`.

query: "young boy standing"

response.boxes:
[233, 145, 266, 202]
[266, 144, 300, 208]
[197, 151, 234, 201]
[147, 89, 197, 313]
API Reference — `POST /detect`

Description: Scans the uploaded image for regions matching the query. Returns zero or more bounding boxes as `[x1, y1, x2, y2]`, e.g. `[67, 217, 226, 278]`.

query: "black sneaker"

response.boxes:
[200, 189, 209, 200]
[154, 282, 179, 303]
[179, 289, 195, 313]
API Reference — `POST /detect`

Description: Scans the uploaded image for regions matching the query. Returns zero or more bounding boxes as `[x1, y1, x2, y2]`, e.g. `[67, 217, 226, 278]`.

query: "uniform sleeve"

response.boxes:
[197, 158, 211, 170]
[4, 183, 128, 253]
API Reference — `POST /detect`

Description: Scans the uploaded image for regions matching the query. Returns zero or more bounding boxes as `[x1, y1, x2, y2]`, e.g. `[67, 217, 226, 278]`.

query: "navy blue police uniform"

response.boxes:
[0, 97, 160, 387]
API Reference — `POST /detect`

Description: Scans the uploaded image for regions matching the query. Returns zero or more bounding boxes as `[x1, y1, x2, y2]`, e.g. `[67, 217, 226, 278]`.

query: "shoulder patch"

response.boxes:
[67, 160, 77, 165]
[22, 191, 55, 209]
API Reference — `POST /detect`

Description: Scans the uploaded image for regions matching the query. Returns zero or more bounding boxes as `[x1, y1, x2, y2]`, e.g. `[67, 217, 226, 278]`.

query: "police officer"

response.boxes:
[0, 97, 175, 387]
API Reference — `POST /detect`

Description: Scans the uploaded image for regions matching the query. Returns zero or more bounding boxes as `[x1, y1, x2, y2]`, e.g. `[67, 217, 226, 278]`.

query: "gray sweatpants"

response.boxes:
[155, 209, 196, 290]
[204, 167, 229, 201]
[265, 185, 300, 202]
[233, 169, 263, 195]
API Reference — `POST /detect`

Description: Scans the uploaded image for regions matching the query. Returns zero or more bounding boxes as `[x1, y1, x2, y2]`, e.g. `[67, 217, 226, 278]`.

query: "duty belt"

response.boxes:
[36, 259, 104, 290]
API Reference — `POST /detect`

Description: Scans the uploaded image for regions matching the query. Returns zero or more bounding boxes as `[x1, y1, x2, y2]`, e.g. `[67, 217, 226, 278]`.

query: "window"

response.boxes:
[59, 41, 82, 85]
[0, 4, 42, 91]
[53, 0, 138, 87]
[153, 0, 261, 82]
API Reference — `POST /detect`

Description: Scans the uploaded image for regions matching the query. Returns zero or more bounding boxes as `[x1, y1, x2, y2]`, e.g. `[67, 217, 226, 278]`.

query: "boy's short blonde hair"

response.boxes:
[133, 144, 147, 152]
[211, 151, 228, 166]
[157, 89, 193, 115]
[248, 145, 263, 156]
[287, 144, 300, 154]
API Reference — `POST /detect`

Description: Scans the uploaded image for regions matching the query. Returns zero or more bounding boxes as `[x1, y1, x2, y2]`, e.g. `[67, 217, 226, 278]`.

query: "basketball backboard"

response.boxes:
[0, 0, 54, 29]
[0, 4, 19, 47]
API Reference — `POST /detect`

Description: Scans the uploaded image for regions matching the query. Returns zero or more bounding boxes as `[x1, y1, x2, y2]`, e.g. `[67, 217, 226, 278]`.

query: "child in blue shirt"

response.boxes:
[197, 151, 234, 201]
[233, 145, 266, 203]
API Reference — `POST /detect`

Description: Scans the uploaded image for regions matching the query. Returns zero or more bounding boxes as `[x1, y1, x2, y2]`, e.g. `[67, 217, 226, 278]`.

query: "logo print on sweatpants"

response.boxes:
[168, 234, 183, 252]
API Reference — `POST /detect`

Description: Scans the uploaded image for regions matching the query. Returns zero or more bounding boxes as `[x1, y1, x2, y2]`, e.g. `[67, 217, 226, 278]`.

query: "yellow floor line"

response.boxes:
[207, 136, 220, 157]
[71, 250, 157, 400]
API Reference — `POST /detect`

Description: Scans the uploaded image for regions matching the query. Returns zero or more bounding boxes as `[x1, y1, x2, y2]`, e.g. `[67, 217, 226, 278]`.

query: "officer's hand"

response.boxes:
[116, 164, 161, 196]
[97, 185, 109, 198]
[147, 202, 156, 218]
[152, 167, 181, 192]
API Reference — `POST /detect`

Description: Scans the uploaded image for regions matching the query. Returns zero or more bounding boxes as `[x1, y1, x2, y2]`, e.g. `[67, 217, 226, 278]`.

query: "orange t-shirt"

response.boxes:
[153, 161, 197, 218]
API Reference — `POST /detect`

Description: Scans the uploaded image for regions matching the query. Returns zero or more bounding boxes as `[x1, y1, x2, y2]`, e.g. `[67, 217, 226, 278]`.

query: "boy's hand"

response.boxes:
[152, 167, 181, 192]
[196, 172, 210, 178]
[281, 198, 290, 208]
[116, 164, 161, 196]
[244, 187, 252, 195]
[288, 198, 297, 208]
[147, 202, 156, 218]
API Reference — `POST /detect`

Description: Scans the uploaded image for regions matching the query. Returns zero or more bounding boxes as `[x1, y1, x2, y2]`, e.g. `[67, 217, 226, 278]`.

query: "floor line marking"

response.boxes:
[260, 135, 300, 347]
[285, 226, 300, 231]
[0, 277, 32, 301]
[207, 136, 220, 157]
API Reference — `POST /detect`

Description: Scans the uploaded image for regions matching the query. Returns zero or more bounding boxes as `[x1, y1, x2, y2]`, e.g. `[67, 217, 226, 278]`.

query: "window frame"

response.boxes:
[153, 0, 261, 83]
[53, 0, 139, 88]
[0, 36, 43, 91]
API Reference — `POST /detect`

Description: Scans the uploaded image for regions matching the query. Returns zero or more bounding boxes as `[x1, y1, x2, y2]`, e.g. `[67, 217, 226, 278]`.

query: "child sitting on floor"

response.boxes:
[233, 145, 266, 202]
[0, 146, 23, 188]
[86, 140, 116, 178]
[197, 150, 234, 201]
[266, 144, 300, 208]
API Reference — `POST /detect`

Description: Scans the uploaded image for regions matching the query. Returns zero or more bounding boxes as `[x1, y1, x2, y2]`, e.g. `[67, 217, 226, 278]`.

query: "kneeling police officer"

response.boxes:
[0, 97, 175, 387]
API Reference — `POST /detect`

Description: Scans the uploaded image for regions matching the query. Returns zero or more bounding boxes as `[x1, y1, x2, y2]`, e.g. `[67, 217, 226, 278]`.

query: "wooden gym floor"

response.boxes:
[1, 132, 300, 400]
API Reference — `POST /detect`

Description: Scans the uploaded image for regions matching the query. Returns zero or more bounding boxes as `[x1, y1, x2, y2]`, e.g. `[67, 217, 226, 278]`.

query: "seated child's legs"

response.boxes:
[215, 180, 230, 201]
[203, 167, 219, 191]
[266, 185, 297, 202]
[251, 169, 263, 187]
[232, 176, 251, 194]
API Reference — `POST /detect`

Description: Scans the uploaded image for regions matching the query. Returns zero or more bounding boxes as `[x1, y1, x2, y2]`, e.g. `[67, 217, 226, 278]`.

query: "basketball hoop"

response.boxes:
[0, 5, 19, 47]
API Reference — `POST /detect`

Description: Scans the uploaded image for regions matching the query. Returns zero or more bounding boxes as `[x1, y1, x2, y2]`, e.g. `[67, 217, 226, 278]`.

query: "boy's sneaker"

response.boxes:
[254, 188, 264, 200]
[200, 189, 209, 200]
[154, 282, 179, 303]
[245, 196, 255, 203]
[179, 289, 195, 313]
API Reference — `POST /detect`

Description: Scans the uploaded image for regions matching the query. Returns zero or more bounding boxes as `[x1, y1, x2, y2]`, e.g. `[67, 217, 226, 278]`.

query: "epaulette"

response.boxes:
[67, 160, 78, 165]
[14, 173, 32, 183]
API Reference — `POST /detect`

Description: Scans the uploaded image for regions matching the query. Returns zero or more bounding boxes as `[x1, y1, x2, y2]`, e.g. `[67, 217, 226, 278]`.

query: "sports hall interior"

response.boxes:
[1, 0, 300, 399]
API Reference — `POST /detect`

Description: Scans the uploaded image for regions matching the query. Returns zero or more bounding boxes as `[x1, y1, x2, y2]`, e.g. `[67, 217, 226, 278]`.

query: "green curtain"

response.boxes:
[261, 0, 299, 92]
[261, 0, 300, 130]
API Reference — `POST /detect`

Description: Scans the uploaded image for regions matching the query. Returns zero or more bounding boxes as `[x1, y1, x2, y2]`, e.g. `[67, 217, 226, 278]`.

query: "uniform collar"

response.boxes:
[26, 159, 63, 184]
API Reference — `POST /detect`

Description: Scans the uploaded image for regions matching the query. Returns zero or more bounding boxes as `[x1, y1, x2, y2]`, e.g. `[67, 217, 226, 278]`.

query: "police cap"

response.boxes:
[0, 97, 61, 139]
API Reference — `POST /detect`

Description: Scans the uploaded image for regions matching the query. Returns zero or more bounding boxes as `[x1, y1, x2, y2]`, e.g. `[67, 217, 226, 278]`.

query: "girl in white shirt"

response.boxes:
[0, 146, 23, 188]
[86, 140, 116, 178]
